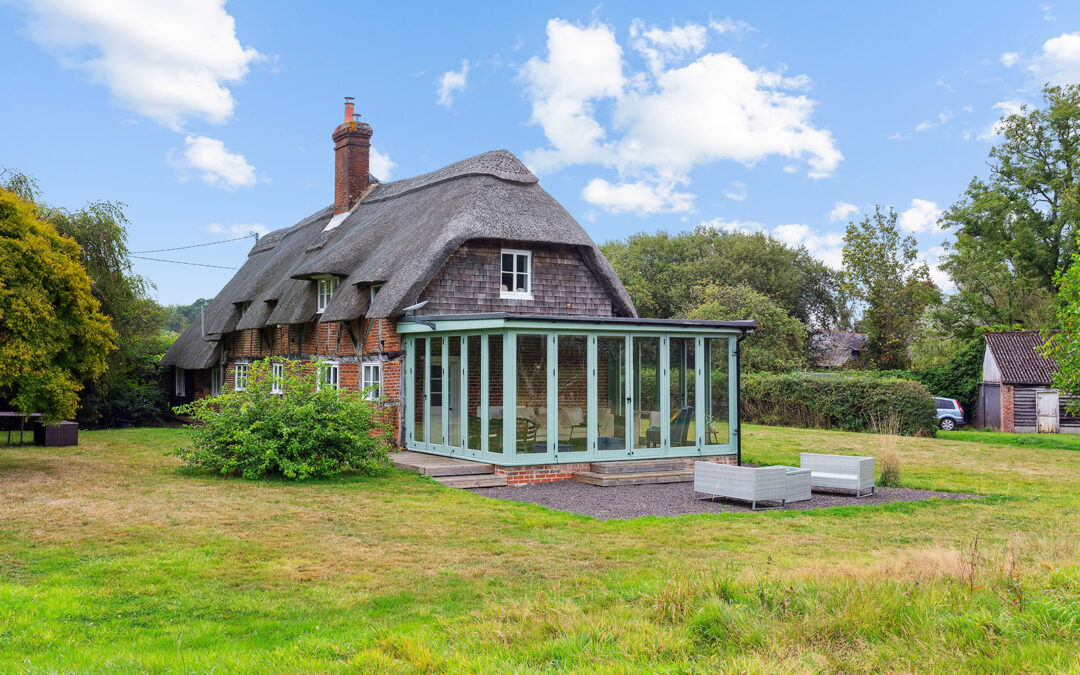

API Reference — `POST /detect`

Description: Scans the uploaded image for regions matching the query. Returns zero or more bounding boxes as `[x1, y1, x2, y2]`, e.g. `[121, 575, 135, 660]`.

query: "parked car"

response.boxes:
[934, 397, 965, 430]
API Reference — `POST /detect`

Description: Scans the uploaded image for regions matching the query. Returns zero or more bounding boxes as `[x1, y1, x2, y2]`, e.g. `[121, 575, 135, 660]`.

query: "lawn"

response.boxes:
[2, 426, 1080, 672]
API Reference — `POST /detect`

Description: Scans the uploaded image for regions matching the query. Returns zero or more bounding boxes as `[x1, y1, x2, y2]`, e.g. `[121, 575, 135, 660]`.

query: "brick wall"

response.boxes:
[493, 454, 737, 485]
[418, 240, 616, 316]
[1002, 384, 1015, 433]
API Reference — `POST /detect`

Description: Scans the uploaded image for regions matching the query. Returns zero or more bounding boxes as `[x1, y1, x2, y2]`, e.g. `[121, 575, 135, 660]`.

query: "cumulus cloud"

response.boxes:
[173, 135, 256, 189]
[521, 18, 841, 215]
[897, 198, 942, 233]
[207, 222, 268, 237]
[25, 0, 261, 130]
[1000, 51, 1021, 67]
[700, 218, 844, 269]
[581, 178, 694, 215]
[829, 201, 858, 222]
[437, 59, 470, 107]
[976, 99, 1027, 142]
[370, 148, 396, 181]
[1030, 32, 1080, 85]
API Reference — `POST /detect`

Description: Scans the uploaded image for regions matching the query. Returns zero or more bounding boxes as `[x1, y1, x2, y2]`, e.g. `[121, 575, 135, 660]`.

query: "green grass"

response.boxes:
[940, 428, 1080, 452]
[3, 425, 1080, 672]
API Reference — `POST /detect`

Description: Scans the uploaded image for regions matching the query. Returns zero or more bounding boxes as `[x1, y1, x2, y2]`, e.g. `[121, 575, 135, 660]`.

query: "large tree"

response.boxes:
[686, 284, 808, 372]
[941, 84, 1080, 328]
[2, 168, 167, 425]
[601, 227, 847, 329]
[843, 206, 937, 369]
[0, 186, 116, 422]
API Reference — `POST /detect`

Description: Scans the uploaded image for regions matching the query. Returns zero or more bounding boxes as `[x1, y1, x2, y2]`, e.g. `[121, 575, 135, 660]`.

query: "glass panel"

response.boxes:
[596, 336, 626, 451]
[502, 272, 514, 292]
[706, 338, 730, 445]
[557, 335, 588, 452]
[669, 338, 696, 447]
[632, 337, 661, 449]
[502, 253, 513, 273]
[448, 338, 461, 448]
[430, 337, 444, 445]
[516, 254, 527, 274]
[466, 335, 481, 451]
[488, 335, 504, 454]
[413, 338, 425, 444]
[516, 334, 548, 454]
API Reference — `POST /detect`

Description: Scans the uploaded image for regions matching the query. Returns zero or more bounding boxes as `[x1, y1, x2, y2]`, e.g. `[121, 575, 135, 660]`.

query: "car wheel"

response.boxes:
[939, 417, 956, 431]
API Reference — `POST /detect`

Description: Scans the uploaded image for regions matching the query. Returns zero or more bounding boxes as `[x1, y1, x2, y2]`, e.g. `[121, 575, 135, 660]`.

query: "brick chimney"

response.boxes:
[332, 97, 373, 214]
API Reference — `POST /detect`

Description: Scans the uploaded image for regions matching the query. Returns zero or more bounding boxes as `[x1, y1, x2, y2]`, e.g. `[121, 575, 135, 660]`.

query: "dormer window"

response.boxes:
[500, 249, 532, 299]
[238, 301, 251, 318]
[316, 277, 338, 313]
[370, 283, 383, 304]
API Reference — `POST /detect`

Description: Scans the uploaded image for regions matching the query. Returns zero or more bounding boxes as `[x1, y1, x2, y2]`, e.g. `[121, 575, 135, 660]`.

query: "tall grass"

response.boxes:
[870, 412, 902, 487]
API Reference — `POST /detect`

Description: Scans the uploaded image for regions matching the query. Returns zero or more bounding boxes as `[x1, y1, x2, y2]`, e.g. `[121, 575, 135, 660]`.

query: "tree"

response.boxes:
[941, 84, 1080, 327]
[685, 284, 809, 372]
[0, 186, 116, 422]
[601, 227, 848, 329]
[843, 206, 937, 369]
[2, 168, 167, 426]
[164, 298, 211, 333]
[1043, 236, 1080, 402]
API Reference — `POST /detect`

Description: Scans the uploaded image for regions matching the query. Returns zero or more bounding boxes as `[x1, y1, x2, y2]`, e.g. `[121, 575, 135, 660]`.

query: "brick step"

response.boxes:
[572, 469, 694, 486]
[434, 473, 508, 488]
[588, 459, 689, 474]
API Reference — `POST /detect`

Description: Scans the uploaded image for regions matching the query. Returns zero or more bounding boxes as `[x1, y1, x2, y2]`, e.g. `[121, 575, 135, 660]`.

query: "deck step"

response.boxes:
[392, 451, 494, 477]
[434, 473, 508, 488]
[572, 469, 694, 486]
[589, 459, 689, 474]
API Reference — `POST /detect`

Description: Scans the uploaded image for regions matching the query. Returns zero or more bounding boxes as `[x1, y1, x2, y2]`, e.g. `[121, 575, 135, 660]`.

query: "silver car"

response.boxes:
[935, 397, 964, 430]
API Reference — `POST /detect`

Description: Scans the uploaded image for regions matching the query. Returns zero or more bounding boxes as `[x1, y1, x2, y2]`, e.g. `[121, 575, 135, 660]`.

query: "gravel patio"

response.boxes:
[469, 481, 976, 520]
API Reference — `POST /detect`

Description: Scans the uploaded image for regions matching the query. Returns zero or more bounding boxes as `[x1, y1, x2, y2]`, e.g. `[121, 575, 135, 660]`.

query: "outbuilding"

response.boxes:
[977, 331, 1078, 433]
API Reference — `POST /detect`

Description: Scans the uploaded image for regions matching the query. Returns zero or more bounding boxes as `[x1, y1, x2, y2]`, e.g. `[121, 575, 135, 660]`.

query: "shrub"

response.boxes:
[173, 358, 392, 480]
[743, 372, 937, 436]
[871, 412, 903, 487]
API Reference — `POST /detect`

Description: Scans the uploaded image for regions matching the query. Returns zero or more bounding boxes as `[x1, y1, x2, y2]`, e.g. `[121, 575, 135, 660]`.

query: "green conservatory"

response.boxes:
[398, 314, 753, 465]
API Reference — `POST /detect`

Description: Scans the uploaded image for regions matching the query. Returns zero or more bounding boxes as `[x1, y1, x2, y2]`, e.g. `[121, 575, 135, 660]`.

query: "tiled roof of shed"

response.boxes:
[984, 331, 1058, 385]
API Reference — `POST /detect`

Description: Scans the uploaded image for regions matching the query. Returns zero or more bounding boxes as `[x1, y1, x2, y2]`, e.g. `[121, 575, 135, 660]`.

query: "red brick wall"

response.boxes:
[1002, 384, 1015, 433]
[493, 454, 737, 485]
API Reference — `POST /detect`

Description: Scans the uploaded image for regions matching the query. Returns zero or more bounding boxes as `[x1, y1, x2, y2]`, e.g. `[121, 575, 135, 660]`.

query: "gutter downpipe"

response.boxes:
[736, 327, 748, 466]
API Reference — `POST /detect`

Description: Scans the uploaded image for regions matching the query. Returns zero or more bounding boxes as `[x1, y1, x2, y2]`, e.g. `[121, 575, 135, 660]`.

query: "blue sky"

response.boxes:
[2, 1, 1079, 305]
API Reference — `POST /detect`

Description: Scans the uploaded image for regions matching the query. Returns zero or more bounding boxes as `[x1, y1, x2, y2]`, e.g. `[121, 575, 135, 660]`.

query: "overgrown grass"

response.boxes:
[940, 428, 1080, 452]
[3, 426, 1080, 672]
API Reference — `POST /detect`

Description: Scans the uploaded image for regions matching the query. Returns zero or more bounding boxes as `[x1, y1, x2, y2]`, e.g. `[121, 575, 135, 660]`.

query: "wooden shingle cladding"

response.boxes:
[418, 240, 617, 317]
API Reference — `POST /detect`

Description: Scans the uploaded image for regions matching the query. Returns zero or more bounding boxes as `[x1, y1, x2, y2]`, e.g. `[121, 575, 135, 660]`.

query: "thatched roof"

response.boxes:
[162, 150, 635, 369]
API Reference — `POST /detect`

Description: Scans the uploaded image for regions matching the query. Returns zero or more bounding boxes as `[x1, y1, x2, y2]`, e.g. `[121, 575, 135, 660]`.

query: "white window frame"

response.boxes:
[175, 367, 186, 397]
[316, 277, 339, 314]
[271, 362, 284, 394]
[370, 283, 383, 304]
[500, 249, 532, 299]
[234, 363, 249, 391]
[319, 361, 340, 391]
[211, 365, 222, 397]
[362, 362, 381, 401]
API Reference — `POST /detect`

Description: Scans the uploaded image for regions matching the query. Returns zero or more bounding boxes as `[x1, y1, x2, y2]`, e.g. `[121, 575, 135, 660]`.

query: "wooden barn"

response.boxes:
[977, 331, 1079, 433]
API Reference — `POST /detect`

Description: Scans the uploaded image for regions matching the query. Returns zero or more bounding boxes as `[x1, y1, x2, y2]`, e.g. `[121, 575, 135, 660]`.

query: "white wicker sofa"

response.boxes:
[694, 463, 787, 510]
[800, 453, 875, 498]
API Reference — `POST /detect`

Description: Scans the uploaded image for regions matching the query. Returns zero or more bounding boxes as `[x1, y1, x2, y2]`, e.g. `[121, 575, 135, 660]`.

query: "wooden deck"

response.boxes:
[391, 450, 507, 488]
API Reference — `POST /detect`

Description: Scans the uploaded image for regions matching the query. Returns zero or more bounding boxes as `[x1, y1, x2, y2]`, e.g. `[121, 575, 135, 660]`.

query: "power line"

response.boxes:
[131, 255, 239, 270]
[130, 232, 257, 254]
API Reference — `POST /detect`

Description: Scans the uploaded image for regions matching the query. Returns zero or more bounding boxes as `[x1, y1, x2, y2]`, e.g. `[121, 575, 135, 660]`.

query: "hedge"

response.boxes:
[743, 372, 937, 436]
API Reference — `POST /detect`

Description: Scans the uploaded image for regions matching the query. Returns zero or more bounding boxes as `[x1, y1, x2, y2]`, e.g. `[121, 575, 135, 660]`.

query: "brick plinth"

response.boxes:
[1002, 384, 1015, 433]
[493, 454, 738, 485]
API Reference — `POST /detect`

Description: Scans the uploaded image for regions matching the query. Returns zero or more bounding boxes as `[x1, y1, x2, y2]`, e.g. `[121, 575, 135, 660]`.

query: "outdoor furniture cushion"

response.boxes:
[799, 453, 875, 498]
[694, 463, 787, 510]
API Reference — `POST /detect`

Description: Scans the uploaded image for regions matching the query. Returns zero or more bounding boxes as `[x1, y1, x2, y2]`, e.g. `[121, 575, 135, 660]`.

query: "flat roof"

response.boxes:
[397, 313, 755, 331]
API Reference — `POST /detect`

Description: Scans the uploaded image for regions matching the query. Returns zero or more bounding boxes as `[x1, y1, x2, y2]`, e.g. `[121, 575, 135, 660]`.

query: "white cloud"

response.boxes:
[897, 198, 942, 233]
[207, 222, 268, 237]
[976, 99, 1028, 142]
[25, 0, 261, 130]
[708, 17, 753, 37]
[581, 178, 694, 214]
[437, 59, 470, 107]
[921, 245, 954, 291]
[829, 201, 858, 222]
[1030, 32, 1080, 85]
[891, 108, 954, 140]
[521, 18, 841, 215]
[1001, 51, 1021, 67]
[370, 148, 396, 181]
[173, 135, 255, 189]
[700, 218, 844, 269]
[723, 181, 747, 201]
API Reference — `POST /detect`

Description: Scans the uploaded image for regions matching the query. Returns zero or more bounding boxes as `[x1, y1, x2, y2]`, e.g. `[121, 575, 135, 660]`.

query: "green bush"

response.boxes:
[743, 372, 937, 436]
[173, 358, 392, 480]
